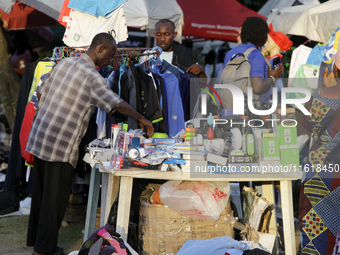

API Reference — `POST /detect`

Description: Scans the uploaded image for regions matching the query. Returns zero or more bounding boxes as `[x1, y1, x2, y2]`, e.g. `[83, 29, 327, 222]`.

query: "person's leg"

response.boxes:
[32, 159, 74, 254]
[27, 156, 45, 247]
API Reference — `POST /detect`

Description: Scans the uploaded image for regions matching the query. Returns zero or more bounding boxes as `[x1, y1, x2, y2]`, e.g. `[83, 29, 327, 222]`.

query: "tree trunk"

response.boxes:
[0, 28, 21, 132]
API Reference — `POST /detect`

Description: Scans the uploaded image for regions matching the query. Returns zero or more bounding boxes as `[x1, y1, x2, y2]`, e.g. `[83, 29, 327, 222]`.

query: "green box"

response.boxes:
[278, 125, 297, 149]
[262, 138, 280, 160]
[281, 148, 300, 170]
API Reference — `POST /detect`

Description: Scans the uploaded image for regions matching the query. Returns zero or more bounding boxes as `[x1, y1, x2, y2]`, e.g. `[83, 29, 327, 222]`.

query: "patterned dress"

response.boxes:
[299, 89, 340, 255]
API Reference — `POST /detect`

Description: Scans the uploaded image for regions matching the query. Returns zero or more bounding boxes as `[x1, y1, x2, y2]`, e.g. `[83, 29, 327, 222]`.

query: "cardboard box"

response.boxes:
[139, 199, 234, 255]
[278, 125, 297, 149]
[281, 148, 300, 170]
[262, 138, 280, 160]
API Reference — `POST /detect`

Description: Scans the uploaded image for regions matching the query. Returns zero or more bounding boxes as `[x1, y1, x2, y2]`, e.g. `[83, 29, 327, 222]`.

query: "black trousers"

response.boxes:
[27, 156, 74, 253]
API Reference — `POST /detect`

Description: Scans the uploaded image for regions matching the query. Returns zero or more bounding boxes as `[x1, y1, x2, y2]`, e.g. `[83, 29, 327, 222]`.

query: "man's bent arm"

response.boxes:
[110, 101, 154, 137]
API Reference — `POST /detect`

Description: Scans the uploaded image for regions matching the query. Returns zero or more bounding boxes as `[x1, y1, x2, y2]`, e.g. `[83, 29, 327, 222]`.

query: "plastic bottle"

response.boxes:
[111, 124, 120, 152]
[207, 113, 214, 126]
[186, 126, 196, 141]
[207, 127, 214, 140]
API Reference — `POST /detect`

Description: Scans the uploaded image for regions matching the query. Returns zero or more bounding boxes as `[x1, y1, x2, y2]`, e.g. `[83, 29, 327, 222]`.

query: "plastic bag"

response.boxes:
[159, 181, 230, 221]
[19, 197, 31, 215]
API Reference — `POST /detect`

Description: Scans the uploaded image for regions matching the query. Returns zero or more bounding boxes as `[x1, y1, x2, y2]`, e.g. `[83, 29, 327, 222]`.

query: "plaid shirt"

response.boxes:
[26, 54, 122, 168]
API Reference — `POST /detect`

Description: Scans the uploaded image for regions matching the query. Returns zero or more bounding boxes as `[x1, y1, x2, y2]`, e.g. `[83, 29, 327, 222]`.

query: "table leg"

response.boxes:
[280, 180, 296, 255]
[84, 165, 101, 242]
[116, 176, 133, 240]
[262, 181, 279, 255]
[101, 173, 109, 226]
[103, 175, 120, 224]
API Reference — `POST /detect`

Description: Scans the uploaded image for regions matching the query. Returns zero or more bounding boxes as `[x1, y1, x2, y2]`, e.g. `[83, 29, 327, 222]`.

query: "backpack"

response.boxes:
[220, 48, 271, 111]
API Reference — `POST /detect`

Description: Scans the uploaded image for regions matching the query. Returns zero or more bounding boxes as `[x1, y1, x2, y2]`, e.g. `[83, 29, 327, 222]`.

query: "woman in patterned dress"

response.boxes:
[299, 50, 340, 255]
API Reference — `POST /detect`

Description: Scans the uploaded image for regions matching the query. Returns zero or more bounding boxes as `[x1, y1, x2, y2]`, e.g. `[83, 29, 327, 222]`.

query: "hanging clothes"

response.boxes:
[154, 59, 194, 122]
[116, 64, 163, 124]
[151, 73, 167, 133]
[58, 0, 71, 27]
[4, 60, 40, 192]
[27, 61, 55, 103]
[153, 67, 184, 137]
[126, 68, 138, 130]
[63, 6, 128, 47]
[68, 0, 127, 18]
[179, 72, 199, 121]
[20, 73, 48, 164]
[103, 52, 186, 137]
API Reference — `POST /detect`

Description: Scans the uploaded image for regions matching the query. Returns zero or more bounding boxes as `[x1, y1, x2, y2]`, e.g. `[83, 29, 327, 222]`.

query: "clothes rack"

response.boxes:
[114, 47, 161, 58]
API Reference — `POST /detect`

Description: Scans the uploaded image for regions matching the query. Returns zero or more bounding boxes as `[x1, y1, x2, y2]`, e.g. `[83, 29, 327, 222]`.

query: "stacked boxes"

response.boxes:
[258, 124, 300, 170]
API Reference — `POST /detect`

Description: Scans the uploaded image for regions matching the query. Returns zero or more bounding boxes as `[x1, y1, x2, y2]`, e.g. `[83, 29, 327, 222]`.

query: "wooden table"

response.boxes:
[84, 164, 301, 255]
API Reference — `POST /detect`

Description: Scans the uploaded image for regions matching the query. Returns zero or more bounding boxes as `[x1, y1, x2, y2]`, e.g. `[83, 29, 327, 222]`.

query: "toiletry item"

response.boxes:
[111, 124, 120, 153]
[207, 113, 214, 126]
[207, 127, 214, 140]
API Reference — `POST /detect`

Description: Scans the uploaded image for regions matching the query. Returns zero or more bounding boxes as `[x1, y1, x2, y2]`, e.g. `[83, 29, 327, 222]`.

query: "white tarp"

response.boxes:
[287, 1, 340, 43]
[123, 0, 184, 42]
[19, 0, 63, 20]
[0, 0, 15, 13]
[258, 0, 319, 18]
[267, 4, 318, 35]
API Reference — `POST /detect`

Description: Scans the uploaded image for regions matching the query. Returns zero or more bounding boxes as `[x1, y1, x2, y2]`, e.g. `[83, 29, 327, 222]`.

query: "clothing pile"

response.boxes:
[79, 223, 138, 255]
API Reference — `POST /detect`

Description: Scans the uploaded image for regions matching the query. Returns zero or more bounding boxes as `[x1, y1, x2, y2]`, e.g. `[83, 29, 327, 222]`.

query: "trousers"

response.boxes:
[27, 156, 74, 253]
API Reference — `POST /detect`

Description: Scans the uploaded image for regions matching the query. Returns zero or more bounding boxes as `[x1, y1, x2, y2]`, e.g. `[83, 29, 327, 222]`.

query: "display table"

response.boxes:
[83, 161, 302, 255]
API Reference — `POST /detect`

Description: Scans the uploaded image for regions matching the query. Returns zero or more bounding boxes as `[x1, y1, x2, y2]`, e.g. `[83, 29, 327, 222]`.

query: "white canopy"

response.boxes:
[123, 0, 184, 42]
[267, 4, 318, 35]
[258, 0, 319, 18]
[268, 0, 340, 43]
[287, 1, 340, 43]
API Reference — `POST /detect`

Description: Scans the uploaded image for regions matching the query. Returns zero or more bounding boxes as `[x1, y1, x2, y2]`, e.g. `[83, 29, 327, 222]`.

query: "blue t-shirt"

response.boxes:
[223, 43, 268, 79]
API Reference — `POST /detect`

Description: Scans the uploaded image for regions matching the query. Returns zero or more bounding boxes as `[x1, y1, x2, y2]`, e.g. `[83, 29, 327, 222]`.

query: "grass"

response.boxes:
[0, 203, 87, 255]
[0, 215, 32, 254]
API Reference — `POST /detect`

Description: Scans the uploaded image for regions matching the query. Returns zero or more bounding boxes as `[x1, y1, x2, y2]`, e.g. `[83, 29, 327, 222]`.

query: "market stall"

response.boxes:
[1, 1, 309, 254]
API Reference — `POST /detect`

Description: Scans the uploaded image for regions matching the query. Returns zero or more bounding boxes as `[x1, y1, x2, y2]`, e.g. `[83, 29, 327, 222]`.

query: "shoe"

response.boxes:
[54, 247, 65, 255]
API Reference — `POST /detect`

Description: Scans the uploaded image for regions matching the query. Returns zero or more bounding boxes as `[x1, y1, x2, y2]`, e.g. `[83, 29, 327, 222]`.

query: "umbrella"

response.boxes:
[267, 4, 318, 35]
[123, 0, 184, 42]
[258, 0, 319, 18]
[287, 1, 340, 43]
[176, 0, 267, 42]
[19, 0, 63, 20]
[0, 2, 57, 30]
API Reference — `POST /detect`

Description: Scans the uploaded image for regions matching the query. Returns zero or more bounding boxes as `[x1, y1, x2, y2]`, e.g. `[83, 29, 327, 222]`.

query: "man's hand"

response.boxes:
[139, 117, 154, 137]
[186, 64, 205, 76]
[114, 101, 154, 137]
[268, 64, 283, 79]
[323, 67, 337, 88]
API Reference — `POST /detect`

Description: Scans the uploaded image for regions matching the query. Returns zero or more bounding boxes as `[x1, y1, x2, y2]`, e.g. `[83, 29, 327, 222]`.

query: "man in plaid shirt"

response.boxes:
[26, 33, 154, 255]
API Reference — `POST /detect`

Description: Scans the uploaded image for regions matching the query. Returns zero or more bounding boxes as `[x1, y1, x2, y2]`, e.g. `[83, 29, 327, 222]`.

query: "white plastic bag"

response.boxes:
[19, 197, 31, 215]
[159, 181, 230, 221]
